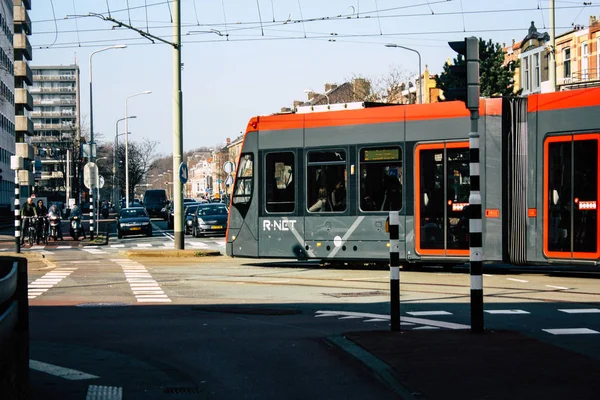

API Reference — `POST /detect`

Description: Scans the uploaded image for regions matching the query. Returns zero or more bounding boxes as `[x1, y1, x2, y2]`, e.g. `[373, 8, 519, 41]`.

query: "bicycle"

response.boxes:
[22, 216, 37, 246]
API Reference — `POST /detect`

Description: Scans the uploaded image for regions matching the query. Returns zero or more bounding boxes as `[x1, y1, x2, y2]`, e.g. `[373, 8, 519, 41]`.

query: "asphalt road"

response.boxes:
[24, 249, 600, 399]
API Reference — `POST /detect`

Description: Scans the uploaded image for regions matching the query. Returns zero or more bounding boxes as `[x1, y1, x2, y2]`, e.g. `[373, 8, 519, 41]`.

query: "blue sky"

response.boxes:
[29, 0, 600, 155]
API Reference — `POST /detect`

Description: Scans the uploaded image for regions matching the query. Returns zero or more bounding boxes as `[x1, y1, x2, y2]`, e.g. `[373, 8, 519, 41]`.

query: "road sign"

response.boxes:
[83, 162, 98, 189]
[225, 175, 234, 185]
[179, 162, 188, 184]
[223, 161, 235, 174]
[99, 175, 105, 189]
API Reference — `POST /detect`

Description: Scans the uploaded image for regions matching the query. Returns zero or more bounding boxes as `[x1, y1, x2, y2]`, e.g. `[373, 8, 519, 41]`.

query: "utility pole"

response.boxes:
[549, 0, 557, 92]
[173, 0, 184, 250]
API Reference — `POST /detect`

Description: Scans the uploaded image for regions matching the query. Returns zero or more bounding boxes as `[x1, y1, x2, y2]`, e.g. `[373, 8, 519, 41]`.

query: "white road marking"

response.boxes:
[86, 385, 123, 400]
[28, 268, 76, 299]
[110, 244, 125, 248]
[364, 318, 390, 322]
[56, 246, 72, 249]
[83, 249, 108, 255]
[407, 311, 452, 316]
[188, 242, 208, 248]
[484, 310, 530, 314]
[413, 326, 440, 330]
[543, 328, 599, 335]
[29, 360, 99, 380]
[137, 243, 153, 248]
[558, 308, 600, 314]
[546, 285, 570, 290]
[113, 260, 172, 303]
[506, 278, 528, 283]
[315, 310, 469, 330]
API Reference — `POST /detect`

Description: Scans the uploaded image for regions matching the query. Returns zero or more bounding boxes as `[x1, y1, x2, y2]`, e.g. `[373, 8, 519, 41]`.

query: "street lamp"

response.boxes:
[89, 44, 126, 239]
[115, 116, 136, 208]
[304, 88, 330, 105]
[125, 90, 152, 208]
[385, 43, 422, 104]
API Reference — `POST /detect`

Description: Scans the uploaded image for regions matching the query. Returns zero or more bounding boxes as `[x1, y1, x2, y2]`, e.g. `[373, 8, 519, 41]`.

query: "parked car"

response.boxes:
[184, 204, 200, 235]
[167, 198, 197, 229]
[116, 207, 152, 238]
[191, 203, 229, 237]
[143, 189, 168, 218]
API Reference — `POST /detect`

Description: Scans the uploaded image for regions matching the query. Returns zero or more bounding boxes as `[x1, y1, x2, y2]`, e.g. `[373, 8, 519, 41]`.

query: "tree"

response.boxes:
[436, 38, 521, 100]
[96, 139, 159, 202]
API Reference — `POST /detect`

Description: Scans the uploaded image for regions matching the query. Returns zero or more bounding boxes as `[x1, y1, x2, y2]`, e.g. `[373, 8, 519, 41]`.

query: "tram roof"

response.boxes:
[528, 87, 600, 113]
[247, 98, 502, 132]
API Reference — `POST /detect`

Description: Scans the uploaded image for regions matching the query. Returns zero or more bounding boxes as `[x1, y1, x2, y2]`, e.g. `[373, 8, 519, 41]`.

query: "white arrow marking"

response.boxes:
[30, 360, 99, 380]
[315, 310, 469, 329]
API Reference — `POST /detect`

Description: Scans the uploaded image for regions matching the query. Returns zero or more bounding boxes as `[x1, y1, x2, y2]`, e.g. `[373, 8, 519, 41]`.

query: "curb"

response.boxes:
[120, 249, 221, 258]
[326, 335, 418, 399]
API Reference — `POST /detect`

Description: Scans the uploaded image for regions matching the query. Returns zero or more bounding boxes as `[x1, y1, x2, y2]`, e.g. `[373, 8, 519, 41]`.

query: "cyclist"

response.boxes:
[36, 199, 49, 244]
[20, 197, 37, 245]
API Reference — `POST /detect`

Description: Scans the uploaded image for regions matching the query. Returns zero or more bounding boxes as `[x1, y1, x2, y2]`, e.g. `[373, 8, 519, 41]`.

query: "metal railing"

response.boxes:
[0, 257, 29, 398]
[33, 99, 76, 106]
[558, 68, 600, 85]
[33, 74, 76, 81]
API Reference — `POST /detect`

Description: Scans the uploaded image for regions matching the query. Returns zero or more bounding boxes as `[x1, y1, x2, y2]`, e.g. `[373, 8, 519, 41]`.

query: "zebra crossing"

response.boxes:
[0, 239, 225, 254]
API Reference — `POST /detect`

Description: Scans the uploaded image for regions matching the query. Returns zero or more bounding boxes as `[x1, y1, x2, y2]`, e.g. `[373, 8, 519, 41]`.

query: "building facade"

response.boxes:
[29, 65, 80, 202]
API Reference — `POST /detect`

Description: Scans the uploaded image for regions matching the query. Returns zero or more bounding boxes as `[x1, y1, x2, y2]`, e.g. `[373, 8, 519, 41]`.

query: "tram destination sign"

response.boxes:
[363, 148, 400, 161]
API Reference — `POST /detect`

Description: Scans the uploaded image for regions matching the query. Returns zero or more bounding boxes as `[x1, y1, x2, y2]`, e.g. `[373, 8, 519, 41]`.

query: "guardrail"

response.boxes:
[0, 257, 29, 398]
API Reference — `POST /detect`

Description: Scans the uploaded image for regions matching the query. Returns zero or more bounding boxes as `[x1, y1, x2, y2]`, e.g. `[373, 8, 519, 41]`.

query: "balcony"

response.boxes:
[30, 87, 76, 93]
[14, 3, 32, 35]
[14, 34, 32, 61]
[15, 0, 31, 11]
[32, 74, 76, 82]
[558, 68, 600, 90]
[33, 98, 76, 106]
[30, 111, 75, 118]
[16, 115, 34, 136]
[15, 88, 33, 111]
[15, 61, 33, 85]
[34, 123, 76, 131]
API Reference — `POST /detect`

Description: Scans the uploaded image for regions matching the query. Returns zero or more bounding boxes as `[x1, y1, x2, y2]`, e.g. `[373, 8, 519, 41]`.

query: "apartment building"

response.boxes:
[29, 65, 80, 202]
[505, 17, 600, 95]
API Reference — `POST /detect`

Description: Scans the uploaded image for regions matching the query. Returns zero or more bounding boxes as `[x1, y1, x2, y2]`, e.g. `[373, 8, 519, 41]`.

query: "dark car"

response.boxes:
[116, 207, 152, 238]
[184, 204, 200, 235]
[167, 198, 198, 229]
[143, 189, 168, 218]
[191, 203, 229, 237]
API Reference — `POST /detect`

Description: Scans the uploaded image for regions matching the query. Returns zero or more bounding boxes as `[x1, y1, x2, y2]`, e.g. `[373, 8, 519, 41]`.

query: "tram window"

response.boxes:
[233, 154, 253, 205]
[265, 152, 295, 213]
[359, 146, 402, 212]
[307, 150, 347, 213]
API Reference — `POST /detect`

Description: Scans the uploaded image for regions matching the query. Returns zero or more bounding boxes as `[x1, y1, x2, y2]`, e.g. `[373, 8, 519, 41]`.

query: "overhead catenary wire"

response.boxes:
[193, 0, 200, 25]
[297, 0, 307, 38]
[256, 0, 265, 36]
[71, 0, 80, 47]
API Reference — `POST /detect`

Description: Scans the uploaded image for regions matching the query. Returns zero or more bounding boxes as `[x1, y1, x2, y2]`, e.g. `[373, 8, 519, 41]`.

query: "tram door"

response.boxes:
[544, 134, 600, 259]
[415, 142, 470, 256]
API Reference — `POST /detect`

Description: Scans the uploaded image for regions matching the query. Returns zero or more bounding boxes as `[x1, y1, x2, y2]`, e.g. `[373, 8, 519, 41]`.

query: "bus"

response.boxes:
[226, 87, 600, 268]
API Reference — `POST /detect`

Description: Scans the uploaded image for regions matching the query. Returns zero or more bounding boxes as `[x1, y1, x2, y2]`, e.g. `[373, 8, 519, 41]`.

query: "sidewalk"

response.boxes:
[330, 329, 600, 400]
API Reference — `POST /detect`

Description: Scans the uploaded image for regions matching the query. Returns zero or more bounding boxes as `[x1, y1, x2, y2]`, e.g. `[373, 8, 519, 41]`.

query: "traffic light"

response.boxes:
[446, 36, 480, 110]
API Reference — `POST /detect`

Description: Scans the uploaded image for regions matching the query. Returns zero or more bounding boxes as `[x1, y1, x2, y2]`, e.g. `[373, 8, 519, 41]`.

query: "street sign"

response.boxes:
[225, 175, 234, 185]
[83, 162, 98, 189]
[223, 161, 235, 174]
[179, 162, 188, 184]
[99, 175, 105, 189]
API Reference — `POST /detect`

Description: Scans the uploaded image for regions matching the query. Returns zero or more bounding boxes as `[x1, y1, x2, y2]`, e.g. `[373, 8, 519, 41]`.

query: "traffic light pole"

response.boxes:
[173, 0, 184, 250]
[464, 37, 484, 334]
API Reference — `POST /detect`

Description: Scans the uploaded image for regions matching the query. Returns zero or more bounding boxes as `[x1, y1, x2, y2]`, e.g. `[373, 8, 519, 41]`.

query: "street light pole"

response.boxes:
[89, 44, 126, 239]
[115, 116, 136, 210]
[125, 91, 151, 208]
[304, 88, 329, 105]
[173, 0, 185, 250]
[385, 43, 422, 104]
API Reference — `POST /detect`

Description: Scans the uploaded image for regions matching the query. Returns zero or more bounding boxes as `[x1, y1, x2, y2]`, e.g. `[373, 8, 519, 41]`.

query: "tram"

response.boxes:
[226, 87, 600, 267]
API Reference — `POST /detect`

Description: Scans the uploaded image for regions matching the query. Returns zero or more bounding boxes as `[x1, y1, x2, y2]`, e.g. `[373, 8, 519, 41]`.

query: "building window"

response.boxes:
[265, 152, 295, 213]
[533, 53, 540, 90]
[582, 42, 589, 80]
[523, 56, 530, 92]
[306, 150, 346, 213]
[563, 47, 571, 79]
[359, 147, 402, 212]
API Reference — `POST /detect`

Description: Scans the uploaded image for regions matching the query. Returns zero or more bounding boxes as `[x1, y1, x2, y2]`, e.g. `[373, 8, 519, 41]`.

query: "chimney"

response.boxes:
[306, 91, 316, 100]
[226, 137, 231, 145]
[590, 15, 598, 26]
[324, 83, 338, 92]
